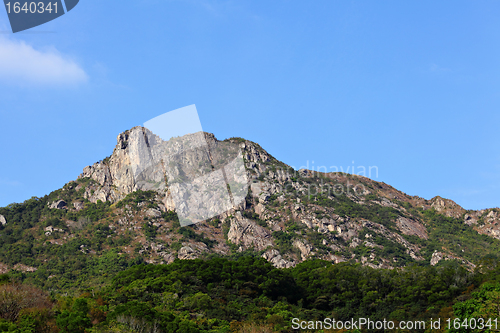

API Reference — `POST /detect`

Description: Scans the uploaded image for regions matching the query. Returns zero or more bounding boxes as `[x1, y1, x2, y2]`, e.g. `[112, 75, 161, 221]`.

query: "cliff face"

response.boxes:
[80, 127, 171, 205]
[78, 127, 250, 226]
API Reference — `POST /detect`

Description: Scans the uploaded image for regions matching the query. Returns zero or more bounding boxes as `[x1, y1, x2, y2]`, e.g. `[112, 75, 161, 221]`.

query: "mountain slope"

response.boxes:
[0, 127, 499, 291]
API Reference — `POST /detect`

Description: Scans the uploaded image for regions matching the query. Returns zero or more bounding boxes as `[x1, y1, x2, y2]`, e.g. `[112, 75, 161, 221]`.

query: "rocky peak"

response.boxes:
[31, 126, 493, 271]
[430, 196, 464, 218]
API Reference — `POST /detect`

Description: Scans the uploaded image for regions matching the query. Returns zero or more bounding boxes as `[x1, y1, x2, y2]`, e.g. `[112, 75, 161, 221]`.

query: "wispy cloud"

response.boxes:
[0, 178, 22, 187]
[430, 63, 451, 73]
[0, 37, 88, 86]
[445, 188, 483, 197]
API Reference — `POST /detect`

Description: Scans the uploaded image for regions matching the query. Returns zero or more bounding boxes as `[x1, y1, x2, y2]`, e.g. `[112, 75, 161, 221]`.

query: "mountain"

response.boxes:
[1, 126, 500, 291]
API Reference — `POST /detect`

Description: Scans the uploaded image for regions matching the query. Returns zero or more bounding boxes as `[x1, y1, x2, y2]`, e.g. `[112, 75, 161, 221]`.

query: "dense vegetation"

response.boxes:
[0, 182, 145, 293]
[2, 257, 500, 332]
[3, 155, 500, 332]
[420, 208, 500, 264]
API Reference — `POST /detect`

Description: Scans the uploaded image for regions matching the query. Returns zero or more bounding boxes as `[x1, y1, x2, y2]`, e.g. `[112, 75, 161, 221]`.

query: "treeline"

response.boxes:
[2, 257, 500, 333]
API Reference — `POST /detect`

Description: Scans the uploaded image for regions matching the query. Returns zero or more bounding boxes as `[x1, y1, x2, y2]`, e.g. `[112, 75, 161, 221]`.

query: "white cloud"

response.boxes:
[0, 37, 88, 86]
[0, 178, 22, 187]
[430, 63, 451, 73]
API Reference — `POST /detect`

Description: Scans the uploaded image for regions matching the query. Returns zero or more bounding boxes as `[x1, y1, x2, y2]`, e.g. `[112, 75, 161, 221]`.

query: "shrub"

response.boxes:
[0, 283, 53, 322]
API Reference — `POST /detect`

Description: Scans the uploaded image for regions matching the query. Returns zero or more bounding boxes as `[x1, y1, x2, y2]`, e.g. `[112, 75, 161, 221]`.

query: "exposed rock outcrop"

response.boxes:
[361, 220, 424, 261]
[430, 251, 475, 270]
[48, 200, 67, 209]
[13, 263, 37, 272]
[44, 226, 64, 236]
[262, 249, 295, 268]
[73, 202, 84, 211]
[78, 128, 249, 225]
[146, 208, 162, 218]
[430, 196, 464, 218]
[396, 216, 428, 239]
[293, 240, 313, 261]
[227, 213, 273, 251]
[464, 213, 478, 225]
[178, 246, 198, 260]
[430, 251, 444, 266]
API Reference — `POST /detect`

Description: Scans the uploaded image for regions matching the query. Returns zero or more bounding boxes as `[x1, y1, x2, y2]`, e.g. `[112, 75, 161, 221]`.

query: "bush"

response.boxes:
[178, 227, 215, 248]
[0, 283, 53, 322]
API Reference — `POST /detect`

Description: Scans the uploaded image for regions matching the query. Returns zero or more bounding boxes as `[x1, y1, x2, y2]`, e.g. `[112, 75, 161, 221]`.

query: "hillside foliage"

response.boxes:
[2, 257, 500, 332]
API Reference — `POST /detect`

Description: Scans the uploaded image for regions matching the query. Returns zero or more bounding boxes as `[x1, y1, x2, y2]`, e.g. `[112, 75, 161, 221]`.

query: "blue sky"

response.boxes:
[0, 0, 499, 210]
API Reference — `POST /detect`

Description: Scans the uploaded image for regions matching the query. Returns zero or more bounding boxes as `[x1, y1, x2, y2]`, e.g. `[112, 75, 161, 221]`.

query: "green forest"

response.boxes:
[2, 256, 500, 332]
[2, 176, 500, 332]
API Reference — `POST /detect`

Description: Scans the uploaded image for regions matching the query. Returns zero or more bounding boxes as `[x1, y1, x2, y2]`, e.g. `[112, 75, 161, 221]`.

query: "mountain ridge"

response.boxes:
[0, 127, 499, 285]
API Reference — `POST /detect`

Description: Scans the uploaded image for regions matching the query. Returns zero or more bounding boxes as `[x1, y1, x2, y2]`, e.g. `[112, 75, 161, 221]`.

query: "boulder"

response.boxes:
[262, 249, 295, 268]
[227, 217, 272, 251]
[73, 201, 84, 211]
[0, 215, 6, 226]
[49, 200, 67, 209]
[293, 240, 313, 261]
[146, 208, 162, 218]
[178, 246, 197, 260]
